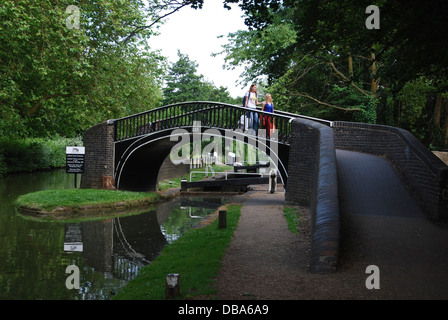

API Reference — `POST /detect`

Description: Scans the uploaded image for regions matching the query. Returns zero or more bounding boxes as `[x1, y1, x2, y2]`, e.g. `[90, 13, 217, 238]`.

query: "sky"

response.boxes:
[148, 2, 248, 98]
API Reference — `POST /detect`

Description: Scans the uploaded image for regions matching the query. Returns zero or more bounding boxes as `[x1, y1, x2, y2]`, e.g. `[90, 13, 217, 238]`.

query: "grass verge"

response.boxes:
[15, 164, 233, 210]
[113, 204, 241, 300]
[283, 206, 301, 234]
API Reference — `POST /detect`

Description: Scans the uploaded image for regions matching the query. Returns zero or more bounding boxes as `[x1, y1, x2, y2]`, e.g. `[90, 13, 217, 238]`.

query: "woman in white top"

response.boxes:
[244, 83, 261, 132]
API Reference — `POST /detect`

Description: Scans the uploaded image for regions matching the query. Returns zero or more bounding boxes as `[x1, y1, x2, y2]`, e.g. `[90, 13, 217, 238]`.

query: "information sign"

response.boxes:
[66, 146, 85, 174]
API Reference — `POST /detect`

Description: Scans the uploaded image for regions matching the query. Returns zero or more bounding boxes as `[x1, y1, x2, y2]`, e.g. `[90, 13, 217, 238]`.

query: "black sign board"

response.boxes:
[66, 146, 85, 174]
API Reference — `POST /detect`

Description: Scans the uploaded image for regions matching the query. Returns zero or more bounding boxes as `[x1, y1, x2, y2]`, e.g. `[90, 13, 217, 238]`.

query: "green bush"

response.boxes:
[0, 136, 83, 176]
[0, 138, 31, 173]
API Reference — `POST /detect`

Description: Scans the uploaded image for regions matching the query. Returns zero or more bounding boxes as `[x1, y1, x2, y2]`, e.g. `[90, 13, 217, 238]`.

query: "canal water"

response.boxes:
[0, 169, 227, 300]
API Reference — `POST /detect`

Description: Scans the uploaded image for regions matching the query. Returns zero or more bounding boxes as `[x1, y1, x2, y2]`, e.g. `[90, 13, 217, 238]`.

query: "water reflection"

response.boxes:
[60, 198, 226, 299]
[64, 198, 228, 299]
[0, 169, 227, 300]
[61, 197, 226, 299]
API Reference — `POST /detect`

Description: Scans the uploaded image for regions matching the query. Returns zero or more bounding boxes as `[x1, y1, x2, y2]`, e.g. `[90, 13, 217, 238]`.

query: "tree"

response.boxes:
[218, 0, 448, 146]
[214, 19, 297, 87]
[216, 2, 378, 120]
[0, 0, 170, 138]
[162, 51, 237, 105]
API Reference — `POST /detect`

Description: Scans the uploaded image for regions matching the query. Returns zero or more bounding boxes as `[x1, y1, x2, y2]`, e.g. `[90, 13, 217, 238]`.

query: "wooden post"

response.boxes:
[218, 210, 227, 229]
[165, 273, 180, 299]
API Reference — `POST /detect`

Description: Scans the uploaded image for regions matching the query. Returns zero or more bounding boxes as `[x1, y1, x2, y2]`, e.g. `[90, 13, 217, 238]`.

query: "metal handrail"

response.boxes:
[111, 101, 331, 144]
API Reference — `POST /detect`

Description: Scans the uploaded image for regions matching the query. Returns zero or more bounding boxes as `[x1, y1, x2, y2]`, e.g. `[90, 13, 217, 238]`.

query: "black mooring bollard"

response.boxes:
[180, 179, 187, 192]
[218, 210, 227, 229]
[269, 169, 277, 194]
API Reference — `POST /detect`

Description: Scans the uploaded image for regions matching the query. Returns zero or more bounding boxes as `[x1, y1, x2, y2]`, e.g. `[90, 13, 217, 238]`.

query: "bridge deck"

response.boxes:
[336, 149, 424, 217]
[335, 149, 448, 298]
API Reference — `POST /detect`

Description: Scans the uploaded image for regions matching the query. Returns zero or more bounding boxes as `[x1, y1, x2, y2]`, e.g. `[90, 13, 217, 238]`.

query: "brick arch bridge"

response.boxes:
[80, 101, 448, 274]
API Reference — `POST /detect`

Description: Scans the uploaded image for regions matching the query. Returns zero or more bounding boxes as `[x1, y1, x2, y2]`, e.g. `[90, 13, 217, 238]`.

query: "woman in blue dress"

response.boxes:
[261, 93, 275, 137]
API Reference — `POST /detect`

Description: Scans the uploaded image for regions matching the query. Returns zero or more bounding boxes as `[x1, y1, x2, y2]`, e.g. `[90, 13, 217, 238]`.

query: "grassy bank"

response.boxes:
[15, 164, 233, 216]
[15, 189, 160, 212]
[113, 204, 241, 300]
[14, 164, 241, 299]
[15, 165, 230, 220]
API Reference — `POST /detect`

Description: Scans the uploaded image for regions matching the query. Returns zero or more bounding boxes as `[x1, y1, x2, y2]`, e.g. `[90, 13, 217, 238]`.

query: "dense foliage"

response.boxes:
[0, 0, 171, 139]
[0, 136, 83, 176]
[217, 0, 448, 149]
[0, 0, 236, 175]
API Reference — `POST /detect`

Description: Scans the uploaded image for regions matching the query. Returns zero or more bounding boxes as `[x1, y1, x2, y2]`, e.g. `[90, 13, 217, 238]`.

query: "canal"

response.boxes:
[0, 169, 227, 300]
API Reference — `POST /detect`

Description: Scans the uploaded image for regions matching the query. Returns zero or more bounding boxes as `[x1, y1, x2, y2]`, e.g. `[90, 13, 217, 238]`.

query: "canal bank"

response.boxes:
[8, 168, 448, 300]
[112, 203, 243, 299]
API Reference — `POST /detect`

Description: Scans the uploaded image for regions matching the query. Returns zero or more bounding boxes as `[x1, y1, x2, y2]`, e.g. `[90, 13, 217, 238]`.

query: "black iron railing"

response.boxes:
[112, 101, 333, 145]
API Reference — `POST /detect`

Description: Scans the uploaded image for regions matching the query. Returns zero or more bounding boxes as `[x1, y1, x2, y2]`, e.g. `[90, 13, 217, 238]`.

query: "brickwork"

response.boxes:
[285, 120, 320, 206]
[80, 121, 115, 189]
[333, 121, 448, 221]
[157, 156, 190, 184]
[81, 121, 190, 190]
[286, 119, 339, 274]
